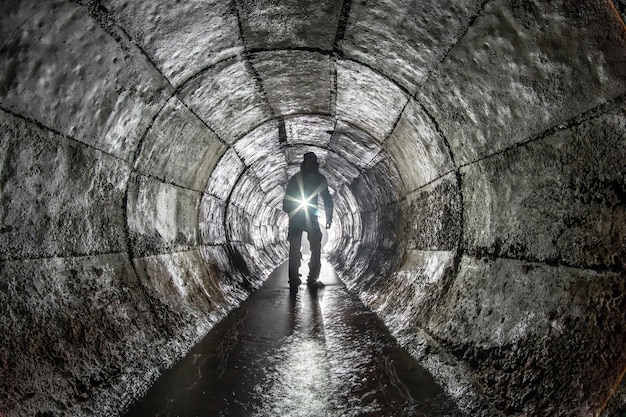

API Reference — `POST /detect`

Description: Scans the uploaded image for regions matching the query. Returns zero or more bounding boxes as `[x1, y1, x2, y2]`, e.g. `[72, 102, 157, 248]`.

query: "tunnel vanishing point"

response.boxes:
[0, 0, 625, 416]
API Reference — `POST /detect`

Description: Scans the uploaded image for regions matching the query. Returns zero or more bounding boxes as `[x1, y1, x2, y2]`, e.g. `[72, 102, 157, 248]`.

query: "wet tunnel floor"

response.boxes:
[124, 260, 465, 417]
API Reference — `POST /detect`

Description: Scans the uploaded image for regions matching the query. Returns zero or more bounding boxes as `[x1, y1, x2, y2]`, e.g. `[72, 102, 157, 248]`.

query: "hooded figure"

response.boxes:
[282, 152, 333, 292]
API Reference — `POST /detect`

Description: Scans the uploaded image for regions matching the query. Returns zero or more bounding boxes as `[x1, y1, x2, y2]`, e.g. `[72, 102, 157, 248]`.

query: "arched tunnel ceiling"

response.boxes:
[1, 0, 625, 339]
[0, 0, 623, 289]
[1, 1, 626, 415]
[2, 0, 624, 206]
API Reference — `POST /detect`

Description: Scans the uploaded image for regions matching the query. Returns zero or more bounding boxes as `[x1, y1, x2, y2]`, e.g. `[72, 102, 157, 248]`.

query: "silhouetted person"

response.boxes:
[283, 152, 333, 292]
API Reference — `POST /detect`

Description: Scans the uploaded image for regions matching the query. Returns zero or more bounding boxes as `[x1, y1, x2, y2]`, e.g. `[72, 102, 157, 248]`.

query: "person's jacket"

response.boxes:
[283, 171, 333, 226]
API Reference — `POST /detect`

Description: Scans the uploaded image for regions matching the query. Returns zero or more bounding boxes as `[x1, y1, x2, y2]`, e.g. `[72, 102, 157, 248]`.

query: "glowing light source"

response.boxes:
[297, 195, 313, 210]
[284, 174, 326, 219]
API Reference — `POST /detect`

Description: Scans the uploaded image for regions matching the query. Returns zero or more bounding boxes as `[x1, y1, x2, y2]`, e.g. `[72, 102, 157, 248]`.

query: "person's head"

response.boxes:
[301, 152, 319, 174]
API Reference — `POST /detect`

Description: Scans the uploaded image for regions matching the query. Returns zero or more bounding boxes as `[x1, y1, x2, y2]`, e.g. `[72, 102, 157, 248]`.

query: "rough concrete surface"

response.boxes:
[0, 0, 625, 416]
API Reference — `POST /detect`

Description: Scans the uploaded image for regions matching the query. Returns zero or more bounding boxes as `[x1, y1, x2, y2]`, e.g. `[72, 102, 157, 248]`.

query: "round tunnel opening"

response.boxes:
[197, 113, 411, 284]
[1, 1, 624, 416]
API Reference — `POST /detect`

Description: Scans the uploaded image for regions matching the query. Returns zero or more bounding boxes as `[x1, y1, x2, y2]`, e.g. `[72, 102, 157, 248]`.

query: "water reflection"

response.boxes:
[252, 336, 334, 417]
[123, 261, 465, 417]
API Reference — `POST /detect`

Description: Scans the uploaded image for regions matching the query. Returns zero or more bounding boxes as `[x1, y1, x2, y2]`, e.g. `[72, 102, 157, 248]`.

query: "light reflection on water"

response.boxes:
[124, 261, 465, 417]
[253, 335, 336, 417]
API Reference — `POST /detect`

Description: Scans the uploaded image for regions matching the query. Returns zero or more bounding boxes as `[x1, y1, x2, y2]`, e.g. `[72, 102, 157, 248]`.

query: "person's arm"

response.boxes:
[321, 181, 333, 229]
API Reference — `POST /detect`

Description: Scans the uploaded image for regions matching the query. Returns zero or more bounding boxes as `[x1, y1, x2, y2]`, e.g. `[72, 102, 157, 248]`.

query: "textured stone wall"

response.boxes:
[0, 96, 259, 417]
[328, 2, 626, 415]
[1, 0, 625, 416]
[339, 64, 625, 417]
[436, 101, 626, 415]
[0, 2, 280, 416]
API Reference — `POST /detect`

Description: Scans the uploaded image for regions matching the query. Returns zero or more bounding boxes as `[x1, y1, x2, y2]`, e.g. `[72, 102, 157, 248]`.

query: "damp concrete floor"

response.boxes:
[123, 259, 465, 417]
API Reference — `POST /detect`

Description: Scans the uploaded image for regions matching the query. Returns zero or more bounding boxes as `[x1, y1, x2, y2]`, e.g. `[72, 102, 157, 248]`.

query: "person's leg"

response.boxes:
[288, 228, 303, 287]
[307, 224, 322, 283]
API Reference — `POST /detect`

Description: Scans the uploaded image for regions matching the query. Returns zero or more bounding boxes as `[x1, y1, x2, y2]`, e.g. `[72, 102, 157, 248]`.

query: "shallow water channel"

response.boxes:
[124, 260, 464, 417]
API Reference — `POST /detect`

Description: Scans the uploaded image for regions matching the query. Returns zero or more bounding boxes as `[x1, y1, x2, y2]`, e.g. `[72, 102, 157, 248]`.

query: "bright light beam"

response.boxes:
[297, 195, 313, 210]
[285, 174, 326, 220]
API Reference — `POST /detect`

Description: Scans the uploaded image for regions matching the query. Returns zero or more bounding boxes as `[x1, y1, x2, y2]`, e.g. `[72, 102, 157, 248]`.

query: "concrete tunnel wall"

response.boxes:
[0, 0, 625, 416]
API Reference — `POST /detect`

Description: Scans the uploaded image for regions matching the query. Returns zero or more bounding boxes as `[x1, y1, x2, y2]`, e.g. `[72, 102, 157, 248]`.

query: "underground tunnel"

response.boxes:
[1, 0, 625, 416]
